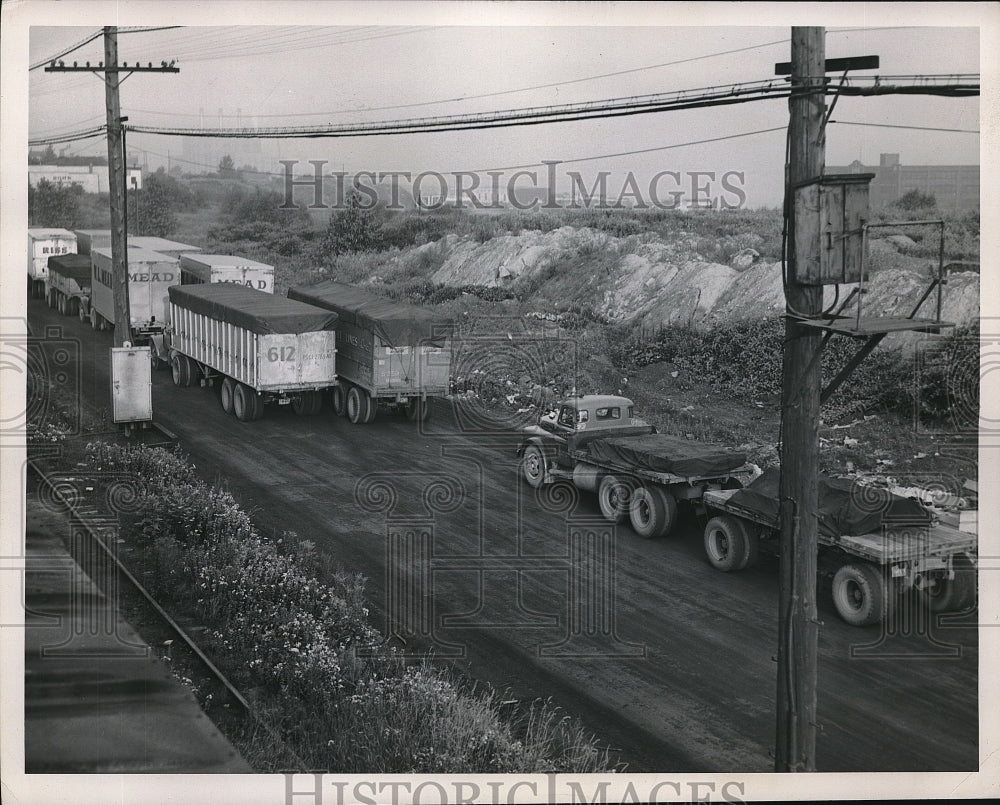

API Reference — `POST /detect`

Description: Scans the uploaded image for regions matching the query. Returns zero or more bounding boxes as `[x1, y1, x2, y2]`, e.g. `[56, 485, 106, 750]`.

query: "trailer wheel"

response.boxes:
[78, 304, 87, 323]
[346, 386, 363, 423]
[598, 474, 632, 523]
[739, 525, 761, 570]
[331, 385, 347, 416]
[171, 354, 193, 388]
[66, 297, 78, 317]
[250, 389, 265, 421]
[234, 383, 256, 421]
[405, 397, 430, 422]
[832, 562, 886, 626]
[363, 393, 377, 424]
[220, 378, 235, 414]
[704, 515, 750, 571]
[920, 553, 977, 613]
[629, 485, 677, 539]
[293, 390, 322, 416]
[90, 308, 99, 330]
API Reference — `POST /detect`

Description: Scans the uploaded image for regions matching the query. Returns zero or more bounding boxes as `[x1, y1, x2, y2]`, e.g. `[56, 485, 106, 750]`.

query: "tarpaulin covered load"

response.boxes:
[288, 280, 452, 346]
[727, 468, 933, 537]
[169, 283, 338, 336]
[47, 253, 92, 281]
[583, 433, 748, 477]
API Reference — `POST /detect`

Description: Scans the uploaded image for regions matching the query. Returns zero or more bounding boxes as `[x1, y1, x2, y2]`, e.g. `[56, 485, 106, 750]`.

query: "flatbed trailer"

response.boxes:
[519, 395, 756, 538]
[288, 281, 452, 424]
[164, 283, 338, 421]
[701, 484, 978, 625]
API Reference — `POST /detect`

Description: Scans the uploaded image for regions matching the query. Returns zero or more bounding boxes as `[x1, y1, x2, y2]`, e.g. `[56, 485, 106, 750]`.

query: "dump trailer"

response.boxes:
[701, 468, 978, 626]
[81, 247, 179, 338]
[128, 236, 202, 259]
[73, 229, 111, 256]
[166, 283, 338, 421]
[27, 228, 76, 299]
[518, 395, 757, 538]
[179, 253, 275, 293]
[45, 254, 92, 317]
[287, 280, 452, 424]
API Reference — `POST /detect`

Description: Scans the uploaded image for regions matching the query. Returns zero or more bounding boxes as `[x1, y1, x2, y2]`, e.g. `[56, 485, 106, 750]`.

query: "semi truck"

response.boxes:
[287, 281, 452, 424]
[518, 395, 757, 538]
[700, 468, 978, 626]
[166, 283, 338, 421]
[45, 253, 92, 317]
[79, 247, 179, 339]
[179, 253, 275, 293]
[27, 228, 76, 299]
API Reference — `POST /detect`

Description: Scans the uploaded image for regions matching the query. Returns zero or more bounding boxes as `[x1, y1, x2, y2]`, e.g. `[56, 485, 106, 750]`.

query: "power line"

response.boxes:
[830, 120, 979, 134]
[29, 25, 183, 71]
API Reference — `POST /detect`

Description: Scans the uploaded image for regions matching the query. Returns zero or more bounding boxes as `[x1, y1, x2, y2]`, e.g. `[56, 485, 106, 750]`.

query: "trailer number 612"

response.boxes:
[267, 346, 296, 362]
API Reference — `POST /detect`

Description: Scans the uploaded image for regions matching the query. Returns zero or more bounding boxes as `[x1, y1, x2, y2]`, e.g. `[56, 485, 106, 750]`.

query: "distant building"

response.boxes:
[29, 164, 142, 194]
[827, 153, 979, 213]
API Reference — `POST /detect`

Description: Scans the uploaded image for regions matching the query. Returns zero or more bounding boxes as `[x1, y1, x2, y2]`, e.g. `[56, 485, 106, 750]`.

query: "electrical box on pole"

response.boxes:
[793, 173, 874, 284]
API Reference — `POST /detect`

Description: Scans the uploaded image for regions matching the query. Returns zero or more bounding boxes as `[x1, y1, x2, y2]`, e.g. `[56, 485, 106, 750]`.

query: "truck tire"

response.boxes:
[250, 389, 265, 421]
[331, 385, 346, 416]
[66, 297, 78, 317]
[406, 397, 431, 422]
[79, 304, 88, 323]
[629, 485, 677, 539]
[520, 445, 547, 488]
[363, 392, 378, 424]
[598, 474, 632, 523]
[220, 377, 235, 414]
[234, 383, 255, 422]
[293, 390, 322, 416]
[739, 525, 761, 570]
[171, 354, 193, 388]
[347, 386, 364, 423]
[832, 562, 886, 626]
[90, 308, 99, 330]
[921, 552, 977, 613]
[704, 515, 749, 572]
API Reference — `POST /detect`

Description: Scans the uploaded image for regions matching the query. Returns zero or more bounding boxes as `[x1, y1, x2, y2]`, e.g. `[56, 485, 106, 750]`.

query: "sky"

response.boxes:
[20, 3, 988, 209]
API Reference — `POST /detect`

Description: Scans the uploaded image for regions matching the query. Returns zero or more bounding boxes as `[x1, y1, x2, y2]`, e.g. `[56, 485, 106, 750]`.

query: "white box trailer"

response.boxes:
[73, 229, 112, 256]
[128, 236, 202, 259]
[179, 253, 275, 293]
[45, 253, 92, 317]
[27, 228, 77, 299]
[166, 283, 338, 422]
[287, 280, 452, 424]
[85, 247, 179, 338]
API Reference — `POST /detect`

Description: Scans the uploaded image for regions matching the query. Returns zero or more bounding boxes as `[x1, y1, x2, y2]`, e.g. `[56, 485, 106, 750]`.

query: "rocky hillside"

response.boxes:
[362, 224, 980, 331]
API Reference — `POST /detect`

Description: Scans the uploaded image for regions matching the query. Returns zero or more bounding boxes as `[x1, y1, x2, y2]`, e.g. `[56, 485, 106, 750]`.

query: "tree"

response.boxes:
[129, 168, 194, 236]
[218, 155, 235, 178]
[29, 179, 82, 227]
[317, 191, 385, 260]
[895, 188, 937, 211]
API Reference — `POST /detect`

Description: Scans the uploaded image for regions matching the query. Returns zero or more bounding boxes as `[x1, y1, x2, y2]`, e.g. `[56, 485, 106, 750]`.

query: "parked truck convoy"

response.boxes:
[165, 283, 339, 421]
[518, 395, 758, 538]
[45, 253, 92, 317]
[287, 281, 453, 424]
[27, 228, 77, 299]
[701, 469, 978, 625]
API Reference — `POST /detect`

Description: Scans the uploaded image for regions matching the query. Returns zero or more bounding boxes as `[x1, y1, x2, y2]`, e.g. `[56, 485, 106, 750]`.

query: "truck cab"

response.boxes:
[521, 394, 646, 470]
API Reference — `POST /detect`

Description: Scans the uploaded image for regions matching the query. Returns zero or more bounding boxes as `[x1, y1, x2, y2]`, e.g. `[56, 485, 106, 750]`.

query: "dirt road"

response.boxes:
[28, 298, 978, 772]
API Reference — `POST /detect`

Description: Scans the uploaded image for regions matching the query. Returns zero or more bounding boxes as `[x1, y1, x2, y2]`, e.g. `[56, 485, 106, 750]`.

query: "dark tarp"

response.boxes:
[583, 433, 747, 477]
[726, 467, 933, 536]
[47, 254, 92, 282]
[288, 280, 452, 346]
[168, 283, 338, 336]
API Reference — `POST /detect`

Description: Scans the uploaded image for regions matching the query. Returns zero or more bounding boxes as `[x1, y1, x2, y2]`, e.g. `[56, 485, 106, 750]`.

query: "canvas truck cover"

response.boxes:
[726, 468, 933, 537]
[47, 253, 92, 281]
[287, 281, 452, 346]
[168, 283, 338, 336]
[581, 432, 747, 478]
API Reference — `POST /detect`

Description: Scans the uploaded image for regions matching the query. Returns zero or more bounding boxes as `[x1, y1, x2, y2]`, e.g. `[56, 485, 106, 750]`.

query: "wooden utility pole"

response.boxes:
[103, 27, 130, 348]
[776, 26, 825, 773]
[45, 31, 177, 348]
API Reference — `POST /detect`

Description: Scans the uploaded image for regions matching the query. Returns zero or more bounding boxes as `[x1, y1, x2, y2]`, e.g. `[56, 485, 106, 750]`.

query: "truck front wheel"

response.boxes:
[629, 485, 677, 539]
[598, 474, 632, 523]
[704, 515, 750, 572]
[521, 445, 547, 488]
[832, 562, 886, 626]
